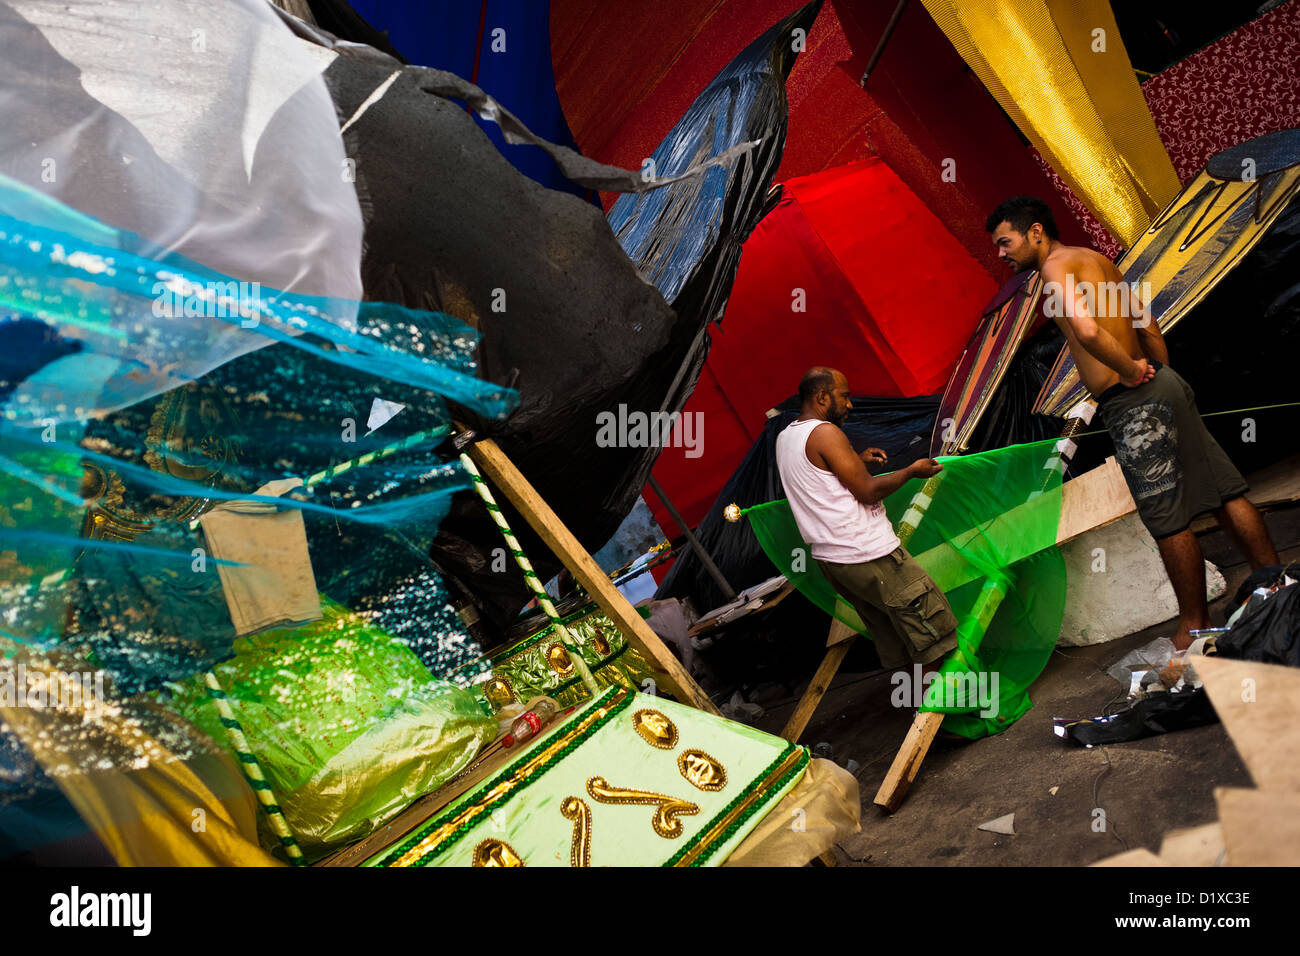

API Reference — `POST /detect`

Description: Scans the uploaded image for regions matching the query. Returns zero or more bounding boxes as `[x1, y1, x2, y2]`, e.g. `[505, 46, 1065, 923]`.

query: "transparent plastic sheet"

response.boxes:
[0, 0, 364, 301]
[0, 184, 518, 861]
[747, 438, 1067, 738]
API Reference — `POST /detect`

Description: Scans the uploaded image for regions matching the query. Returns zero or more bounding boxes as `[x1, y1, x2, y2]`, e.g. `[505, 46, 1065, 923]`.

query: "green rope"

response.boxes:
[457, 450, 600, 695]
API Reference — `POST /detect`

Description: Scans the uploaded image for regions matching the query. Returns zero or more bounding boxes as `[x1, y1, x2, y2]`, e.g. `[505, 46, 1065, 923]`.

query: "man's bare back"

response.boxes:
[1040, 245, 1146, 398]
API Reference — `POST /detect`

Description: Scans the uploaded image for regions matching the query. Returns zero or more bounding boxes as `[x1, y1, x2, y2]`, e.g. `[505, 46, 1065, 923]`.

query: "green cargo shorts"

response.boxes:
[817, 547, 959, 669]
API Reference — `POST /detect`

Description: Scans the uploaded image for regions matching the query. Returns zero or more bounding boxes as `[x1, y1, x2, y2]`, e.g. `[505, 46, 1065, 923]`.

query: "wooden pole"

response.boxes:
[873, 575, 1008, 812]
[459, 431, 721, 715]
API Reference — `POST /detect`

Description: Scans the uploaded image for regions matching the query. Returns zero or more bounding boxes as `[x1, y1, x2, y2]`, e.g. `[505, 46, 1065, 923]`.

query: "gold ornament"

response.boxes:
[632, 708, 678, 749]
[678, 749, 728, 792]
[586, 776, 700, 839]
[483, 677, 516, 712]
[560, 796, 592, 867]
[723, 503, 742, 523]
[472, 839, 525, 867]
[591, 627, 611, 657]
[545, 642, 574, 676]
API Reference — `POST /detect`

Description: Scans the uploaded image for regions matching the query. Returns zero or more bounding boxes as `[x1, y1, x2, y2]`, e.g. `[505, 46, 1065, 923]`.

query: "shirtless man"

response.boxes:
[775, 367, 956, 672]
[986, 196, 1278, 648]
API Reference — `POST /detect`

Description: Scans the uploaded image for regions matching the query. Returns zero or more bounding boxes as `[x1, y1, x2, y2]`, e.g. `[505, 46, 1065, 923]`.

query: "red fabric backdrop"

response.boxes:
[645, 159, 996, 532]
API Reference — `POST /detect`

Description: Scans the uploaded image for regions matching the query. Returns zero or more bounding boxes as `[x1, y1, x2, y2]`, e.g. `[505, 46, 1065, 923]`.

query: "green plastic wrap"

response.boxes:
[749, 437, 1067, 738]
[164, 599, 496, 860]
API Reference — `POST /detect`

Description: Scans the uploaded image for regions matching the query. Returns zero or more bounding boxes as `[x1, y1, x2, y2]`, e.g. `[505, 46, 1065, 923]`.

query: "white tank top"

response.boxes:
[774, 419, 900, 564]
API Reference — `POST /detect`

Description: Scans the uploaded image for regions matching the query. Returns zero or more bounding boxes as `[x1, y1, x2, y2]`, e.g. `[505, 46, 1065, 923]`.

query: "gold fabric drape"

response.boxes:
[920, 0, 1181, 246]
[1, 649, 279, 866]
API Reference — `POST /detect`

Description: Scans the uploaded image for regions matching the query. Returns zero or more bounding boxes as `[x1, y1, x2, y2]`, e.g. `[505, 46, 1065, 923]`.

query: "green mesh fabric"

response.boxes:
[748, 438, 1067, 738]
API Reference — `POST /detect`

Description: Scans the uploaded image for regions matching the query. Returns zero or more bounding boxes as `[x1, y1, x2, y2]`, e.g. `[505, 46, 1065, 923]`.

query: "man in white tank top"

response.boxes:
[775, 367, 959, 671]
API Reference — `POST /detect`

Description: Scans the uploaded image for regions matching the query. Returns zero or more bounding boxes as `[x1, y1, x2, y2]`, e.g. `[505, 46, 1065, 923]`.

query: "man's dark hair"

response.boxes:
[798, 366, 835, 404]
[985, 195, 1059, 240]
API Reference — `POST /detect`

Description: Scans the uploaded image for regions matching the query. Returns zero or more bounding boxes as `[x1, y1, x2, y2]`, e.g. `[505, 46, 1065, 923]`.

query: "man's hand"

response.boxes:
[859, 447, 888, 465]
[1121, 357, 1156, 388]
[907, 458, 943, 479]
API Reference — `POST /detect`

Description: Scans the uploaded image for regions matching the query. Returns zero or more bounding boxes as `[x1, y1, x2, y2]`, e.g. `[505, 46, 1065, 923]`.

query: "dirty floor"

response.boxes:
[754, 506, 1300, 866]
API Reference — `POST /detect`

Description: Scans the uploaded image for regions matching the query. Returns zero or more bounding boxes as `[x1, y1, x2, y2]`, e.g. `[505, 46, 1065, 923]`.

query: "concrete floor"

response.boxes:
[754, 505, 1300, 866]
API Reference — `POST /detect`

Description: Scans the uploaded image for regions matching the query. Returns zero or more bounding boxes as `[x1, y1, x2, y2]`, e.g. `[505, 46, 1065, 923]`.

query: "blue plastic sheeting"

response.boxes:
[0, 174, 517, 426]
[345, 0, 591, 200]
[0, 173, 519, 693]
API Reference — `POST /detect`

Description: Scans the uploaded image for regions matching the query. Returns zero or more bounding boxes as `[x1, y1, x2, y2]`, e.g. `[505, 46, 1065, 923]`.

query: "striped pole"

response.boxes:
[305, 425, 450, 487]
[457, 451, 600, 695]
[203, 671, 306, 866]
[896, 473, 944, 547]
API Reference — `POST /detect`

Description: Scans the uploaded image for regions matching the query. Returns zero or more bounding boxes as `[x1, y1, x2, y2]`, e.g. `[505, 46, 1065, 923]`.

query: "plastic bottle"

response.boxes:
[504, 697, 560, 747]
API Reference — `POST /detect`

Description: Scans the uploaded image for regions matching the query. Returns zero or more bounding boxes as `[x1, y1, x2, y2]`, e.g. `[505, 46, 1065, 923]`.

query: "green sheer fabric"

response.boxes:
[748, 438, 1067, 738]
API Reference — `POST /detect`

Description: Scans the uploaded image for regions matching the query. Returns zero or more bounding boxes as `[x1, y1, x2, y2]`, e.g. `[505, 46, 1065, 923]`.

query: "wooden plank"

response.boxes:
[780, 634, 854, 743]
[1196, 655, 1300, 792]
[825, 615, 857, 648]
[463, 434, 720, 715]
[873, 575, 1009, 812]
[912, 457, 1134, 595]
[1158, 822, 1225, 867]
[1055, 457, 1134, 543]
[872, 711, 944, 812]
[1215, 787, 1300, 867]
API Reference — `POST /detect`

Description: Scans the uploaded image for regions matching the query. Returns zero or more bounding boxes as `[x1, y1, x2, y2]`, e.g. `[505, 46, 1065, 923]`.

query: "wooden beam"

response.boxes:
[462, 434, 720, 715]
[780, 627, 854, 742]
[873, 574, 1009, 812]
[1054, 456, 1133, 543]
[909, 457, 1134, 594]
[872, 710, 943, 812]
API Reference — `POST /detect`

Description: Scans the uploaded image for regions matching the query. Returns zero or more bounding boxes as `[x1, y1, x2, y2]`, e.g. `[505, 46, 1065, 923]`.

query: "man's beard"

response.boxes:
[828, 403, 848, 426]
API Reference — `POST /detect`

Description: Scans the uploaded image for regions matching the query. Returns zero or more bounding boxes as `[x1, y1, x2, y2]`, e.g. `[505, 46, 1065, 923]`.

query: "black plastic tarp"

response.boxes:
[314, 4, 819, 631]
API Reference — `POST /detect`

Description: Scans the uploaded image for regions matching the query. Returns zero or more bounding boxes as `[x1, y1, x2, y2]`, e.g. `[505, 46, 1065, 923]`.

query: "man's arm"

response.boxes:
[812, 425, 938, 505]
[1044, 260, 1146, 385]
[1130, 283, 1170, 364]
[1135, 318, 1169, 365]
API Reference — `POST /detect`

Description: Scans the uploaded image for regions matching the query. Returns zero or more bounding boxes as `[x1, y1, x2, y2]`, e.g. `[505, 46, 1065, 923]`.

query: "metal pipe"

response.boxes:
[646, 475, 737, 601]
[860, 0, 911, 87]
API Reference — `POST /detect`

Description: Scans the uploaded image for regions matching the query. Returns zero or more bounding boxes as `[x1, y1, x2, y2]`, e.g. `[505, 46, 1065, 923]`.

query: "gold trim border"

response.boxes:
[389, 686, 631, 867]
[671, 747, 808, 867]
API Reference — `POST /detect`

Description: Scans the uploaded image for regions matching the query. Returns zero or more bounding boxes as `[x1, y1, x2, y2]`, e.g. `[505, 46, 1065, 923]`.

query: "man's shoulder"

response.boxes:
[802, 420, 841, 446]
[1045, 244, 1114, 278]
